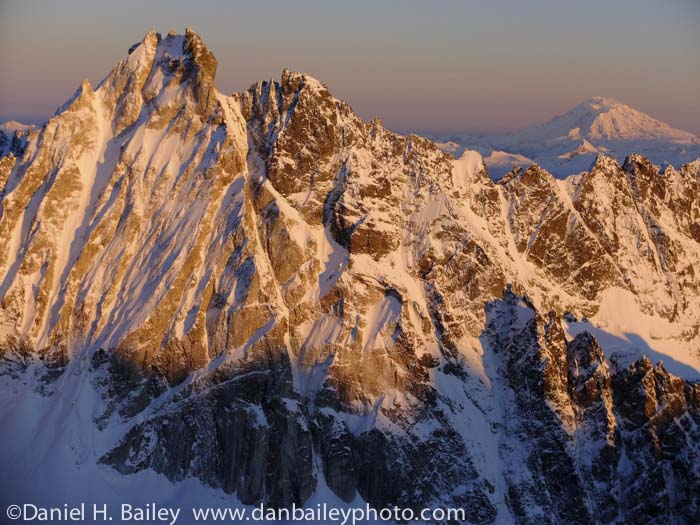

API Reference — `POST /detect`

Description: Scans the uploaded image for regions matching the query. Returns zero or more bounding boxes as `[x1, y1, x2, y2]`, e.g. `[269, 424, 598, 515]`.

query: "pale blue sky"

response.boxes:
[1, 0, 698, 133]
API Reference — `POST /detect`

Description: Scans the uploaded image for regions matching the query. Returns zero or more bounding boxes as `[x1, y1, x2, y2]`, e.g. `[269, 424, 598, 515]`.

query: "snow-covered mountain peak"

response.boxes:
[430, 96, 700, 178]
[242, 68, 333, 100]
[590, 153, 622, 173]
[0, 121, 32, 134]
[585, 95, 621, 109]
[0, 121, 33, 158]
[587, 101, 695, 143]
[183, 27, 218, 80]
[3, 29, 700, 523]
[525, 96, 697, 145]
[55, 77, 95, 115]
[120, 27, 215, 80]
[280, 68, 327, 91]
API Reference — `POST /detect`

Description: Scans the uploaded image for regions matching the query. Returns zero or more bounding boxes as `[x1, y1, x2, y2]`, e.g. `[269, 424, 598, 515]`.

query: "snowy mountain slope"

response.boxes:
[430, 96, 700, 178]
[0, 120, 33, 158]
[1, 30, 700, 524]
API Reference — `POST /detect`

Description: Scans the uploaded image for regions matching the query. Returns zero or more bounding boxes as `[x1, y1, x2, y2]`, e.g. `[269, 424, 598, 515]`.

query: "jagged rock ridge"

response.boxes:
[1, 30, 700, 524]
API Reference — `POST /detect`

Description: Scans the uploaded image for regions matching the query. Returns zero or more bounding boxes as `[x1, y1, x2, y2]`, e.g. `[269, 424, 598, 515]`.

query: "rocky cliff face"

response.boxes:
[482, 291, 700, 524]
[1, 30, 699, 524]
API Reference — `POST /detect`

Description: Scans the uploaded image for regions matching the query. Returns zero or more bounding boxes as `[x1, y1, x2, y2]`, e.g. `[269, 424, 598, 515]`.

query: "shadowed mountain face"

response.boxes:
[1, 30, 700, 524]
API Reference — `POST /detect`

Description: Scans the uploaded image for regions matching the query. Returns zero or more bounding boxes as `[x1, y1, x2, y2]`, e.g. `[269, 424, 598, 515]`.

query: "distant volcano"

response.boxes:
[431, 96, 700, 178]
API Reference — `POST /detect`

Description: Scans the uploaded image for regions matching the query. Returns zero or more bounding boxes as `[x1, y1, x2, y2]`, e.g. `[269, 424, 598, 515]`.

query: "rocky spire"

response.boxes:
[2, 30, 700, 524]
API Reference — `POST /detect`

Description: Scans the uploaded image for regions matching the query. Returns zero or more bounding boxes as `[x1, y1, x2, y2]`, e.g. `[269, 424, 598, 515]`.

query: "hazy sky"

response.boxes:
[1, 0, 699, 134]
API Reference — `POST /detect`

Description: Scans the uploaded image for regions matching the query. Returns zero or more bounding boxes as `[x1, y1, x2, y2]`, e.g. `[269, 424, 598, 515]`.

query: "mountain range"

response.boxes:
[431, 96, 700, 179]
[1, 29, 699, 524]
